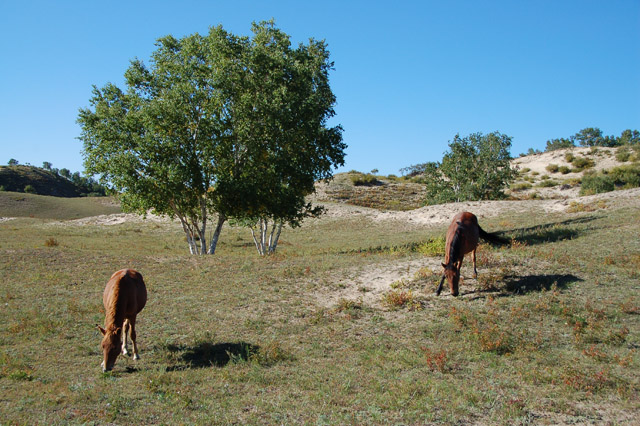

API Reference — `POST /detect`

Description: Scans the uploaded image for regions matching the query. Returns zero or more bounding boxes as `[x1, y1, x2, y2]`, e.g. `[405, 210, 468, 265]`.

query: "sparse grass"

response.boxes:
[511, 182, 532, 191]
[0, 194, 639, 424]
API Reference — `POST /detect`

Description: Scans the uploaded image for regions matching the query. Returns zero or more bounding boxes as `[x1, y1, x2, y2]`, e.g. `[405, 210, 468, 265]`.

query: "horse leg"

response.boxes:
[472, 249, 477, 279]
[129, 316, 140, 360]
[122, 319, 130, 356]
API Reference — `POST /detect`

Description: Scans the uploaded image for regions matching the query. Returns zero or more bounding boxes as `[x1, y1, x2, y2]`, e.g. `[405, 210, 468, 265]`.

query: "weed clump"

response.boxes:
[44, 237, 59, 247]
[382, 289, 421, 310]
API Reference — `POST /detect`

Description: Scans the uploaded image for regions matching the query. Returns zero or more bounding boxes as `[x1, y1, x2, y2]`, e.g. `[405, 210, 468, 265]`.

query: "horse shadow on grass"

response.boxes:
[502, 215, 599, 246]
[165, 341, 260, 370]
[464, 273, 583, 300]
[502, 273, 583, 295]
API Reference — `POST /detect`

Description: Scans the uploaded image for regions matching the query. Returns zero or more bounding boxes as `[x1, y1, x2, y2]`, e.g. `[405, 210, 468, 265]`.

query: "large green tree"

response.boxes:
[78, 22, 344, 255]
[418, 132, 514, 205]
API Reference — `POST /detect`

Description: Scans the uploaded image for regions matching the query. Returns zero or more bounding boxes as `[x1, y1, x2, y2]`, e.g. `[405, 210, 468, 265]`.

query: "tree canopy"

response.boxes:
[78, 21, 344, 255]
[414, 132, 514, 205]
[544, 128, 639, 152]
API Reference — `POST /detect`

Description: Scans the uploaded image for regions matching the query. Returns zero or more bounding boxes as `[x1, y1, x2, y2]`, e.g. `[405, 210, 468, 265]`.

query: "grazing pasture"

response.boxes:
[0, 191, 639, 424]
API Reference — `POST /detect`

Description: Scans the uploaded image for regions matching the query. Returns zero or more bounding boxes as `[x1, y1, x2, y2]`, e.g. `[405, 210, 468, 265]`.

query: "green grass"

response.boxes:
[0, 196, 639, 424]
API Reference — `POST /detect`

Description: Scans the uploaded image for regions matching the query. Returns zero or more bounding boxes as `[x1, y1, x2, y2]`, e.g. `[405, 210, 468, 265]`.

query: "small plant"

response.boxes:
[250, 341, 294, 366]
[546, 164, 559, 173]
[536, 180, 558, 188]
[24, 185, 36, 194]
[570, 156, 595, 171]
[421, 347, 450, 373]
[44, 237, 59, 247]
[567, 201, 608, 213]
[565, 152, 575, 163]
[615, 147, 631, 162]
[417, 237, 446, 256]
[382, 289, 421, 310]
[511, 183, 532, 191]
[558, 165, 571, 174]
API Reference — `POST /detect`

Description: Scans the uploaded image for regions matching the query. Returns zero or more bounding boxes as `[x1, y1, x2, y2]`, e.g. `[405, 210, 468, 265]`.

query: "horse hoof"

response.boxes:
[133, 354, 140, 361]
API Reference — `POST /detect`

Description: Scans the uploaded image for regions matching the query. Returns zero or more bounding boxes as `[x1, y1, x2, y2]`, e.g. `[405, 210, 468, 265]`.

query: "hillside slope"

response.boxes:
[0, 165, 85, 197]
[317, 146, 639, 209]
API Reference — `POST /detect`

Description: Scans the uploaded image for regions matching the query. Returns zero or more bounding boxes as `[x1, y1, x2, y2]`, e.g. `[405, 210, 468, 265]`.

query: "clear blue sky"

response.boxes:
[1, 0, 638, 176]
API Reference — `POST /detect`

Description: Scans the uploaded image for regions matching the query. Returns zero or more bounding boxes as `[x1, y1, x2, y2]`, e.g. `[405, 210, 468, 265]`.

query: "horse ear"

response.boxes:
[97, 325, 106, 335]
[441, 262, 446, 268]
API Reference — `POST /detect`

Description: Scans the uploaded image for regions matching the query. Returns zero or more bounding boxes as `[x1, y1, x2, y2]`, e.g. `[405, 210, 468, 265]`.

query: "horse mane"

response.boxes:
[447, 225, 462, 266]
[104, 280, 125, 331]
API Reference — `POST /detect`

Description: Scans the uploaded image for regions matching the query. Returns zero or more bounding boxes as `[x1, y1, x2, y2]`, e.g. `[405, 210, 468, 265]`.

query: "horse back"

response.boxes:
[103, 269, 147, 319]
[445, 212, 480, 260]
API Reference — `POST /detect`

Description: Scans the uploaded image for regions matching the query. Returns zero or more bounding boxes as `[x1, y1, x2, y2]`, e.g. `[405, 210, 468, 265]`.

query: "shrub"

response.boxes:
[558, 166, 571, 174]
[350, 173, 381, 186]
[580, 175, 614, 195]
[511, 183, 532, 191]
[382, 290, 421, 310]
[565, 152, 575, 163]
[44, 237, 59, 247]
[607, 164, 640, 188]
[615, 147, 631, 162]
[417, 237, 446, 256]
[24, 185, 36, 194]
[570, 156, 595, 171]
[537, 180, 558, 188]
[546, 164, 559, 173]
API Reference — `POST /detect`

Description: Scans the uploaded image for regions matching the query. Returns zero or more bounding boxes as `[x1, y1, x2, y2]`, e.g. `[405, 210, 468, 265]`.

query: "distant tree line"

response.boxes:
[545, 128, 639, 152]
[5, 158, 108, 196]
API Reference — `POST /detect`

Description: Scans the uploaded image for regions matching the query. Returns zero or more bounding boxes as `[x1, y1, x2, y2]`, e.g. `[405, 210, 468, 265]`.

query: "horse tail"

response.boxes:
[478, 225, 509, 246]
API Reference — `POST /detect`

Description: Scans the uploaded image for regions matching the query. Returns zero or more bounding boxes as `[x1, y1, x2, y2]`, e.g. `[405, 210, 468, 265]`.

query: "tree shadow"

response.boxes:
[165, 341, 260, 370]
[503, 216, 599, 246]
[502, 273, 583, 295]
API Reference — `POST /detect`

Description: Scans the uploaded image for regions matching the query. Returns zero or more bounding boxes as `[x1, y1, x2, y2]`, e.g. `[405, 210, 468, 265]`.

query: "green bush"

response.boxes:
[546, 164, 559, 173]
[511, 183, 533, 191]
[616, 147, 631, 162]
[607, 164, 640, 188]
[580, 175, 614, 195]
[570, 156, 595, 171]
[537, 180, 558, 188]
[350, 173, 381, 186]
[24, 185, 36, 194]
[558, 166, 571, 174]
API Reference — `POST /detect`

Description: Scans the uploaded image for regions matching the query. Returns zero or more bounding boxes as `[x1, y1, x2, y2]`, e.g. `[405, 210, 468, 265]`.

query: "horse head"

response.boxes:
[439, 262, 460, 297]
[98, 325, 122, 372]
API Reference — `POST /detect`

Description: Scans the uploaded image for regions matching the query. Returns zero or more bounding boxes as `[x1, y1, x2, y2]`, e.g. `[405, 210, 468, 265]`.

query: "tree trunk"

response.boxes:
[208, 214, 226, 255]
[250, 219, 284, 256]
[268, 221, 283, 254]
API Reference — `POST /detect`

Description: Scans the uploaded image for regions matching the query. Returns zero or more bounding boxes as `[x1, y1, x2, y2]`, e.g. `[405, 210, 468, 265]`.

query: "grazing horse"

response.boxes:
[97, 269, 147, 372]
[437, 212, 508, 297]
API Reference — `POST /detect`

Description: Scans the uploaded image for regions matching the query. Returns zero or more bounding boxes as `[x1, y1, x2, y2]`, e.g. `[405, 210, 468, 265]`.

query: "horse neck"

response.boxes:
[447, 227, 463, 266]
[104, 285, 126, 330]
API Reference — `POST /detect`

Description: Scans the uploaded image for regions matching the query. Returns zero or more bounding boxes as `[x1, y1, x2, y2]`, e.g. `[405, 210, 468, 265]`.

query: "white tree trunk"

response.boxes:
[208, 214, 226, 255]
[250, 219, 284, 256]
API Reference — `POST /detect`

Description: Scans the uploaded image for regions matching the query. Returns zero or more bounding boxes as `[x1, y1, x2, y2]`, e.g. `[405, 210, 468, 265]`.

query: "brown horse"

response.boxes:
[97, 269, 147, 372]
[437, 212, 508, 297]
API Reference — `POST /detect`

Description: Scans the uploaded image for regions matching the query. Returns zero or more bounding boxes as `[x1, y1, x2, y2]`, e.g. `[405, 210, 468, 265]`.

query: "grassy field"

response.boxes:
[0, 194, 639, 424]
